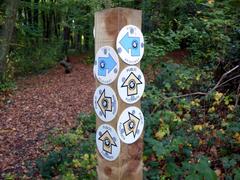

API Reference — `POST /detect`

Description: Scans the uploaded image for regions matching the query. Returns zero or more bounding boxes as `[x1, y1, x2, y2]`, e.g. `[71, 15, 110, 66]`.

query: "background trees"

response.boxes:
[0, 0, 19, 83]
[0, 0, 103, 81]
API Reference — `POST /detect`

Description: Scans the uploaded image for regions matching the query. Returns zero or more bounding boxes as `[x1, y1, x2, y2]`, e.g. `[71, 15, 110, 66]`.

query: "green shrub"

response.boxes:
[0, 81, 15, 92]
[11, 38, 64, 76]
[33, 114, 96, 179]
[142, 64, 240, 179]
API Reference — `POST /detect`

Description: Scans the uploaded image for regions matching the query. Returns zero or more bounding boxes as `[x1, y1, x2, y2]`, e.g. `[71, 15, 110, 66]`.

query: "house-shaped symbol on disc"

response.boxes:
[98, 130, 117, 154]
[97, 89, 112, 118]
[123, 112, 140, 138]
[121, 72, 142, 96]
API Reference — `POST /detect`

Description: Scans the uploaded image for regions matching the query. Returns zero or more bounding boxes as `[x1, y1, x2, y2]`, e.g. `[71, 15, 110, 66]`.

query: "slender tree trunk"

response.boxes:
[33, 0, 39, 29]
[41, 0, 49, 40]
[45, 0, 54, 39]
[41, 0, 45, 38]
[32, 0, 39, 44]
[24, 7, 28, 25]
[83, 23, 90, 52]
[17, 5, 24, 25]
[46, 13, 50, 39]
[53, 8, 58, 37]
[63, 26, 70, 54]
[26, 0, 32, 26]
[76, 31, 81, 51]
[83, 6, 91, 52]
[51, 0, 58, 38]
[0, 0, 19, 82]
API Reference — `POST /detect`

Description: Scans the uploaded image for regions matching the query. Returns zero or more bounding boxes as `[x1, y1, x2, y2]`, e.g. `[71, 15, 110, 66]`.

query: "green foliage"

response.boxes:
[142, 12, 240, 180]
[143, 69, 240, 179]
[11, 39, 64, 75]
[143, 0, 240, 71]
[2, 173, 15, 180]
[2, 0, 107, 78]
[154, 63, 213, 92]
[33, 114, 96, 179]
[142, 63, 240, 179]
[0, 81, 15, 92]
[143, 30, 180, 69]
[167, 157, 217, 179]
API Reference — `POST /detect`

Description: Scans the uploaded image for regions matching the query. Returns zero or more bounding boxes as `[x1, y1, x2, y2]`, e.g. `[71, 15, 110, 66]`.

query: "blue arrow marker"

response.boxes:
[98, 54, 117, 76]
[120, 32, 140, 57]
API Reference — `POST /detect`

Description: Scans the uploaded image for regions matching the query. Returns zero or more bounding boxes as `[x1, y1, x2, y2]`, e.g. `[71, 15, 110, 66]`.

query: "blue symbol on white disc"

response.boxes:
[119, 32, 140, 57]
[116, 25, 144, 65]
[94, 46, 119, 84]
[98, 54, 117, 76]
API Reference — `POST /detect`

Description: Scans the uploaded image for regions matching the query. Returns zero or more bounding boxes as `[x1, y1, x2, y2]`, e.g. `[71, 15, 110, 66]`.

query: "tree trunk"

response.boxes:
[41, 0, 46, 38]
[46, 13, 50, 39]
[53, 8, 58, 37]
[33, 0, 39, 29]
[63, 26, 70, 54]
[26, 0, 32, 26]
[76, 31, 81, 51]
[0, 0, 19, 82]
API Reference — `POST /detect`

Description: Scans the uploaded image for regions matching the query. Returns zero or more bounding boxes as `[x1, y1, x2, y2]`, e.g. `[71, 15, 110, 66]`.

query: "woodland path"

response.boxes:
[0, 56, 94, 175]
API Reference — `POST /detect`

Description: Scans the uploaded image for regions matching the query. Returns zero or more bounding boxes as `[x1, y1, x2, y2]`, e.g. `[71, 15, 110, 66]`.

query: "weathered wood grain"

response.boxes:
[95, 7, 143, 180]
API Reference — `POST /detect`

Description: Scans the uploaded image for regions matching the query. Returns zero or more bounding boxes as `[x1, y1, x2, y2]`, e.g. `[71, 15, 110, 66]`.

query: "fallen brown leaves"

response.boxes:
[0, 56, 94, 175]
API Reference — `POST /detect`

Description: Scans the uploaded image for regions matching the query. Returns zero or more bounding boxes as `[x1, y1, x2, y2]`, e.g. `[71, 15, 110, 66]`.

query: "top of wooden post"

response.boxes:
[95, 7, 142, 49]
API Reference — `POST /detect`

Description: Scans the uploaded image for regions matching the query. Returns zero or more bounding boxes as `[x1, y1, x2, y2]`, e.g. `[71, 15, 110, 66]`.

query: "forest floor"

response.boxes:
[0, 56, 94, 175]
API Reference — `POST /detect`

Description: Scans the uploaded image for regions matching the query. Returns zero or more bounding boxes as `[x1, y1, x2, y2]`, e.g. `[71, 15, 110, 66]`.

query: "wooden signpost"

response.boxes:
[93, 8, 145, 180]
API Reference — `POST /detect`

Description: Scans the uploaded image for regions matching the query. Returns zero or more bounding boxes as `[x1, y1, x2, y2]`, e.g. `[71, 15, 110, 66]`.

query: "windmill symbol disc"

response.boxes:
[117, 66, 145, 104]
[116, 25, 144, 65]
[94, 46, 119, 84]
[117, 106, 144, 144]
[93, 85, 118, 122]
[96, 124, 121, 161]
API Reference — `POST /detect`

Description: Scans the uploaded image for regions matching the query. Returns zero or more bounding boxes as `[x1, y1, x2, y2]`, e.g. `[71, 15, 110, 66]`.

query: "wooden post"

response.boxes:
[94, 8, 143, 180]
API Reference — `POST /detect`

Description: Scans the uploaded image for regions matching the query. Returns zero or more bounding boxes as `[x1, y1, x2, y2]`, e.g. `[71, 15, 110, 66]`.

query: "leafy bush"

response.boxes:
[0, 81, 15, 92]
[32, 114, 96, 179]
[143, 0, 240, 85]
[142, 62, 240, 179]
[11, 38, 64, 75]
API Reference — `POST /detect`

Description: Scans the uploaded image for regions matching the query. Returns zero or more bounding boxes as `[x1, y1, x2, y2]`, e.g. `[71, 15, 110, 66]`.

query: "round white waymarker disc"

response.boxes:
[117, 106, 144, 144]
[93, 85, 118, 122]
[116, 25, 144, 65]
[96, 124, 121, 161]
[94, 46, 119, 84]
[117, 66, 145, 104]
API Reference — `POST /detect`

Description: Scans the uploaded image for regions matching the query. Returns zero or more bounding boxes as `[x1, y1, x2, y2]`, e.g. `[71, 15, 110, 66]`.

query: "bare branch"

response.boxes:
[164, 65, 240, 100]
[150, 65, 240, 115]
[207, 65, 239, 95]
[163, 92, 207, 101]
[218, 74, 240, 87]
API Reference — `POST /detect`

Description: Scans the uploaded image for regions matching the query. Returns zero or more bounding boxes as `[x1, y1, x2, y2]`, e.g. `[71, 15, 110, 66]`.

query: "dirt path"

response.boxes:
[0, 56, 94, 175]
